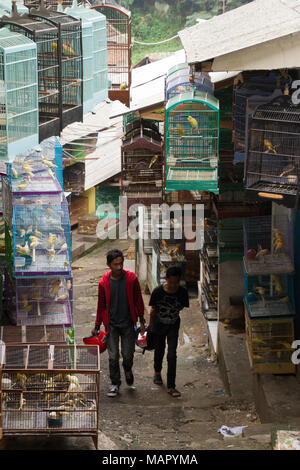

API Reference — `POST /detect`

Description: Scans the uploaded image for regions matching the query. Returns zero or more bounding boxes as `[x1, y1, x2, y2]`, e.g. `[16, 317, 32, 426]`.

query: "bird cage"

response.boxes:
[1, 4, 61, 142]
[91, 0, 131, 107]
[217, 218, 244, 263]
[24, 0, 73, 7]
[1, 174, 12, 228]
[63, 161, 84, 193]
[165, 90, 219, 194]
[245, 95, 300, 207]
[0, 26, 39, 162]
[65, 1, 95, 114]
[0, 0, 29, 14]
[244, 310, 296, 374]
[11, 174, 62, 195]
[65, 1, 108, 106]
[166, 64, 213, 101]
[244, 214, 294, 276]
[244, 266, 295, 320]
[1, 344, 101, 448]
[29, 0, 83, 129]
[15, 277, 72, 326]
[0, 325, 66, 344]
[12, 194, 71, 277]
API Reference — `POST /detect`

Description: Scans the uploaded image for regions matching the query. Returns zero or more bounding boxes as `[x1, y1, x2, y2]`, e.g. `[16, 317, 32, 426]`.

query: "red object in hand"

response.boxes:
[137, 332, 148, 348]
[83, 331, 107, 353]
[247, 249, 256, 260]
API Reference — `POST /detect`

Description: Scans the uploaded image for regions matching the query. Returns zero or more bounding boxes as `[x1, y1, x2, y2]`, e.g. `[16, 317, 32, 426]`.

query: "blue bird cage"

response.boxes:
[15, 276, 73, 326]
[12, 193, 71, 277]
[65, 1, 97, 114]
[0, 26, 39, 162]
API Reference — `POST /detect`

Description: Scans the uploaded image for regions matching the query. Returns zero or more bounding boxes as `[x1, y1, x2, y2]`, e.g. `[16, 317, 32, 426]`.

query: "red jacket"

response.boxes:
[95, 269, 144, 331]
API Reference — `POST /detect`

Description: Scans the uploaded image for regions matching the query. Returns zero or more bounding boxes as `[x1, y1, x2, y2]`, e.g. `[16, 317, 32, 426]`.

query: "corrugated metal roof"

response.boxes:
[178, 0, 300, 66]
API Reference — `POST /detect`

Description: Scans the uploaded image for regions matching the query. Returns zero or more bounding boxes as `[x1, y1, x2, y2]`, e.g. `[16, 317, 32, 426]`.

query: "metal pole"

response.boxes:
[223, 0, 225, 13]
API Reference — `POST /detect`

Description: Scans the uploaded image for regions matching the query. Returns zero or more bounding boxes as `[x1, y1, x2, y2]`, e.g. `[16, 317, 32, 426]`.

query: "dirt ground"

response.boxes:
[0, 238, 273, 451]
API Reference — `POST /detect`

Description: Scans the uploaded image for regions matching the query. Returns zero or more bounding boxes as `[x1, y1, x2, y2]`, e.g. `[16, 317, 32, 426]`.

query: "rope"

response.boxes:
[133, 34, 179, 46]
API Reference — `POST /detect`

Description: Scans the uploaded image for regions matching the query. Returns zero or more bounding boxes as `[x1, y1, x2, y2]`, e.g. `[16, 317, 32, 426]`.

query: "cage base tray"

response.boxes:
[245, 254, 294, 275]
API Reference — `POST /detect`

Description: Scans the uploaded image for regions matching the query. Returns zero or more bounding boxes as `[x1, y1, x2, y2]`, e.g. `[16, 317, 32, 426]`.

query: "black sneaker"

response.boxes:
[124, 370, 134, 386]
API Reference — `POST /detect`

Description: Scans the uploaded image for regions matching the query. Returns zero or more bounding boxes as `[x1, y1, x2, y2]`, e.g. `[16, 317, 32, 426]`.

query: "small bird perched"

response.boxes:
[62, 43, 74, 56]
[187, 115, 198, 130]
[271, 275, 283, 295]
[255, 245, 269, 261]
[47, 247, 56, 261]
[57, 243, 68, 255]
[16, 242, 30, 256]
[264, 139, 280, 154]
[279, 296, 290, 303]
[177, 124, 185, 138]
[120, 82, 128, 90]
[149, 155, 158, 169]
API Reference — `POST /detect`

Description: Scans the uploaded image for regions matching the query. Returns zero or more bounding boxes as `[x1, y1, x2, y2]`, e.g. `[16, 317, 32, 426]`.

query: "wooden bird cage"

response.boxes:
[0, 325, 66, 344]
[0, 4, 58, 143]
[90, 0, 131, 107]
[1, 344, 101, 449]
[29, 0, 83, 130]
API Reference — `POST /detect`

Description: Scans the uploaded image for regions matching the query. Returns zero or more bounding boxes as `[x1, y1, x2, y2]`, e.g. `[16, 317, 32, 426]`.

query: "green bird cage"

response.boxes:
[0, 26, 38, 162]
[165, 90, 219, 194]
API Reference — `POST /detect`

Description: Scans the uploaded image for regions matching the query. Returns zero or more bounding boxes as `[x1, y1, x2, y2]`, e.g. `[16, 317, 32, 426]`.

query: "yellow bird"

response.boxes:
[264, 139, 280, 154]
[149, 155, 159, 169]
[271, 275, 283, 295]
[187, 115, 198, 130]
[279, 296, 290, 303]
[62, 43, 74, 56]
[16, 242, 30, 256]
[277, 342, 292, 350]
[119, 82, 128, 90]
[177, 124, 185, 137]
[252, 338, 266, 345]
[255, 286, 266, 296]
[255, 248, 269, 259]
[253, 354, 262, 360]
[12, 168, 18, 178]
[52, 42, 58, 55]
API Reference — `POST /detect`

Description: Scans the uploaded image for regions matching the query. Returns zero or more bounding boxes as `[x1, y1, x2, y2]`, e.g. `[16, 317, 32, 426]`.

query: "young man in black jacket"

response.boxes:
[148, 266, 189, 398]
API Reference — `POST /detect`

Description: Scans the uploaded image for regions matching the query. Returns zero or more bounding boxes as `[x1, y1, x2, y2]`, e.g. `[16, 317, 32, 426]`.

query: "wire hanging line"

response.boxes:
[132, 34, 179, 46]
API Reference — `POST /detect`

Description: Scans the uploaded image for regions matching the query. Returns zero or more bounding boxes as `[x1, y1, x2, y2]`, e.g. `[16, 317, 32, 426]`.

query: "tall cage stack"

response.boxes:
[91, 0, 131, 107]
[1, 3, 61, 142]
[243, 213, 296, 374]
[29, 0, 83, 130]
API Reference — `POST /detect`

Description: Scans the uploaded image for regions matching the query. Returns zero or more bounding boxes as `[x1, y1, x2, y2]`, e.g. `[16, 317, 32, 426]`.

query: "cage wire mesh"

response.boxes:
[1, 6, 61, 142]
[165, 91, 219, 193]
[29, 1, 83, 128]
[244, 268, 295, 320]
[0, 26, 39, 162]
[244, 214, 294, 275]
[0, 325, 66, 344]
[92, 2, 130, 91]
[12, 193, 71, 277]
[166, 66, 213, 101]
[245, 95, 300, 203]
[2, 344, 99, 433]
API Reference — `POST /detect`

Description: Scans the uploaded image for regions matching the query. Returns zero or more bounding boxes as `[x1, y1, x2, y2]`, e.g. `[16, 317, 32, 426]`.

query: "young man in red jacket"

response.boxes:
[92, 249, 145, 397]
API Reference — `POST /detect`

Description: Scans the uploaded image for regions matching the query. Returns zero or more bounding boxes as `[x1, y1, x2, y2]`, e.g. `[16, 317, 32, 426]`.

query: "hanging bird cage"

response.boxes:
[244, 265, 295, 320]
[165, 90, 219, 194]
[91, 0, 131, 107]
[243, 214, 294, 276]
[1, 4, 61, 142]
[0, 324, 66, 343]
[63, 161, 84, 193]
[29, 0, 83, 129]
[0, 26, 39, 162]
[0, 0, 29, 14]
[121, 121, 163, 208]
[245, 95, 300, 207]
[12, 194, 71, 277]
[166, 64, 213, 101]
[65, 1, 108, 106]
[15, 276, 72, 326]
[64, 2, 95, 114]
[1, 344, 101, 449]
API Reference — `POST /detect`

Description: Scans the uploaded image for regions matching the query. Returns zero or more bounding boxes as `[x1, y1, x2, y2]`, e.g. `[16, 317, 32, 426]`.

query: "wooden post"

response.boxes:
[0, 366, 3, 440]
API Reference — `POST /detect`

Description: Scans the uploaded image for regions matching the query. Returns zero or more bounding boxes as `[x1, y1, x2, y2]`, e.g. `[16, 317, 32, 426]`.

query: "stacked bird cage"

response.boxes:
[0, 325, 66, 344]
[121, 119, 163, 211]
[217, 218, 244, 264]
[245, 95, 300, 207]
[199, 216, 218, 320]
[0, 25, 39, 161]
[1, 4, 61, 142]
[166, 63, 213, 101]
[65, 1, 108, 106]
[29, 0, 83, 129]
[165, 90, 219, 194]
[91, 0, 131, 107]
[1, 344, 101, 448]
[63, 161, 85, 193]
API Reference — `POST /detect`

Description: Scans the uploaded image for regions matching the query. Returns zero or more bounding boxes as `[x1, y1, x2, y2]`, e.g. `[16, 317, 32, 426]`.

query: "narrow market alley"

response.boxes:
[1, 238, 272, 451]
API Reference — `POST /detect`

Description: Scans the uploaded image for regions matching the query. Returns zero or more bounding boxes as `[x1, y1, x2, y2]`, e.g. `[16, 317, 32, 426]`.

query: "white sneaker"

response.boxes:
[107, 385, 119, 397]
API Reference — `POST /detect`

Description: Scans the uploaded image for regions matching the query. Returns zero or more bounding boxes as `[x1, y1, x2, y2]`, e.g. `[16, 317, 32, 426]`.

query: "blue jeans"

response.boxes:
[153, 318, 180, 389]
[106, 322, 136, 386]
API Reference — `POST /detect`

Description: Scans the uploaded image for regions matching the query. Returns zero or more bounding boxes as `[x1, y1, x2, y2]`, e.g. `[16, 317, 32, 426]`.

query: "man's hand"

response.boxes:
[91, 327, 100, 336]
[139, 323, 146, 335]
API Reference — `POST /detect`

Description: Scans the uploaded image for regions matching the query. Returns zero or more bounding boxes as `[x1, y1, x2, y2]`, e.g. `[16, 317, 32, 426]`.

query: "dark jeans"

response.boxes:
[106, 322, 136, 386]
[153, 318, 180, 389]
